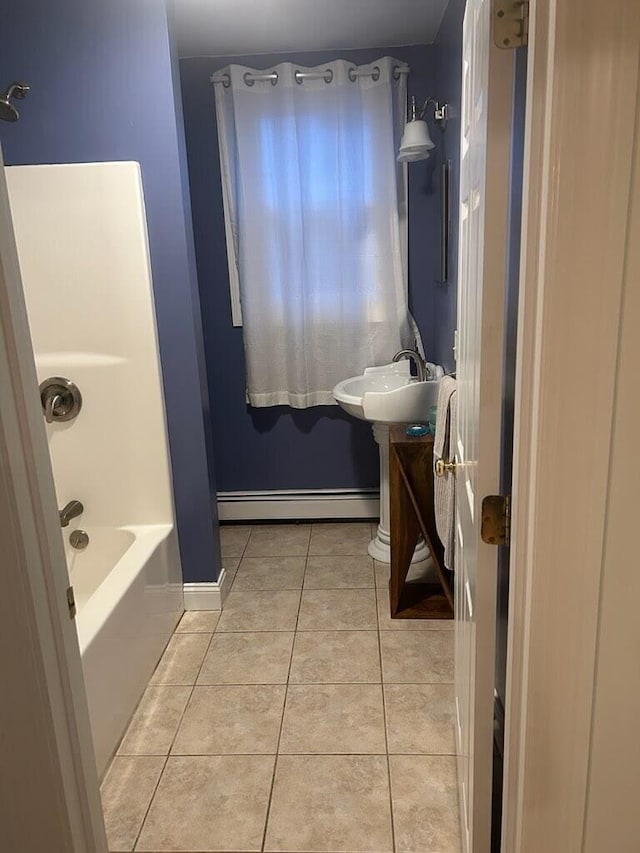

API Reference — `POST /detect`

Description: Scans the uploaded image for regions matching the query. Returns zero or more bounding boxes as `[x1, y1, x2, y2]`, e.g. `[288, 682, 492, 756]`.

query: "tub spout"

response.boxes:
[59, 500, 84, 528]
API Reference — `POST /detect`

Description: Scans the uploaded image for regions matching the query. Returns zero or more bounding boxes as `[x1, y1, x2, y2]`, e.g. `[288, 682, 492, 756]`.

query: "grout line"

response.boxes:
[219, 521, 254, 586]
[163, 750, 396, 756]
[189, 680, 382, 687]
[233, 585, 377, 591]
[130, 628, 217, 852]
[142, 678, 453, 687]
[118, 749, 457, 758]
[259, 544, 308, 852]
[104, 625, 206, 848]
[375, 568, 398, 853]
[215, 626, 379, 632]
[110, 530, 453, 852]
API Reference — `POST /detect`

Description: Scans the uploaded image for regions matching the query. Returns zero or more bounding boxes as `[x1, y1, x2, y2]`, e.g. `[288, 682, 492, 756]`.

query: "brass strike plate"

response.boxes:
[481, 495, 511, 546]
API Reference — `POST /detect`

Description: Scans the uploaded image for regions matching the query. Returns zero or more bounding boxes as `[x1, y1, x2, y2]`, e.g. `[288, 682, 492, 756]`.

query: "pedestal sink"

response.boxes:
[333, 361, 440, 564]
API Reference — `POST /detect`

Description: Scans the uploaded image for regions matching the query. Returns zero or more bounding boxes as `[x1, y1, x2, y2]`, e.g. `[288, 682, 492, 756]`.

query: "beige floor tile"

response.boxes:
[175, 610, 220, 633]
[297, 589, 377, 631]
[264, 754, 393, 852]
[136, 755, 275, 852]
[377, 588, 454, 631]
[389, 755, 461, 852]
[149, 634, 211, 686]
[233, 556, 306, 590]
[289, 630, 381, 683]
[220, 525, 252, 558]
[244, 523, 311, 557]
[172, 685, 285, 755]
[309, 522, 373, 556]
[374, 560, 390, 588]
[216, 590, 301, 632]
[304, 555, 374, 589]
[384, 684, 456, 754]
[198, 631, 294, 684]
[118, 686, 191, 756]
[279, 684, 386, 754]
[223, 556, 241, 584]
[380, 632, 454, 683]
[101, 755, 164, 851]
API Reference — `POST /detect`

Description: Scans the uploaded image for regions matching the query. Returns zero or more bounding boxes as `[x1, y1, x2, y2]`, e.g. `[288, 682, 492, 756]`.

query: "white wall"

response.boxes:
[6, 163, 175, 530]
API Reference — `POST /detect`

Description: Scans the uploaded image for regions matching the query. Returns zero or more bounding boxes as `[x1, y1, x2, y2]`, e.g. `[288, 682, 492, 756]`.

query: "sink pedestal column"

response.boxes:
[368, 423, 429, 564]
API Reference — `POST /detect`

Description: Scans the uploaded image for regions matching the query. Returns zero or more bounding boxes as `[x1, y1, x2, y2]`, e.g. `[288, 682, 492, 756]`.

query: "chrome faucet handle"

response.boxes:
[45, 392, 63, 424]
[40, 377, 82, 423]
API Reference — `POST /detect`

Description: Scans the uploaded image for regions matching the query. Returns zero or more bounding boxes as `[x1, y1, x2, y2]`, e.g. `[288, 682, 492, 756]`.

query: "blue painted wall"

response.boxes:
[0, 0, 221, 583]
[179, 45, 442, 493]
[433, 0, 466, 372]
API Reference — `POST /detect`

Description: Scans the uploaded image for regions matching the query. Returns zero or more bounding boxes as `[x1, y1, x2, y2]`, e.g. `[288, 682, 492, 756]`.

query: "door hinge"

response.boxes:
[481, 495, 511, 546]
[66, 585, 77, 619]
[493, 0, 529, 49]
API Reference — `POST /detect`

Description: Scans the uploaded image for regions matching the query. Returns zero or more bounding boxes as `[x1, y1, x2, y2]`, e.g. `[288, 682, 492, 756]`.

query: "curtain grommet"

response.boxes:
[348, 67, 357, 83]
[243, 72, 255, 87]
[371, 65, 381, 82]
[270, 71, 278, 86]
[324, 69, 333, 84]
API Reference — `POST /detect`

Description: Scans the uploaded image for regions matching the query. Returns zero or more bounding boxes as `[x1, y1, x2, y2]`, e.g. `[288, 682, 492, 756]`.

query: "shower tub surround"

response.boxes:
[7, 163, 183, 776]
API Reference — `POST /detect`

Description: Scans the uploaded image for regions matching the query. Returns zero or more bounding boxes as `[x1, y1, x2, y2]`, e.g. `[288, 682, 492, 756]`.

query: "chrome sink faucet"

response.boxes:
[392, 349, 427, 382]
[59, 500, 84, 528]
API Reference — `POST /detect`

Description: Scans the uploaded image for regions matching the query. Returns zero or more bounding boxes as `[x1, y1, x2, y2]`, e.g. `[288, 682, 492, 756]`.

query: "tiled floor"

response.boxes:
[101, 522, 461, 853]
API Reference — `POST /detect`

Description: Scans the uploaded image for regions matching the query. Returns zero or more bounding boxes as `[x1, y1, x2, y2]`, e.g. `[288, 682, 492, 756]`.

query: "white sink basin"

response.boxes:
[333, 361, 440, 424]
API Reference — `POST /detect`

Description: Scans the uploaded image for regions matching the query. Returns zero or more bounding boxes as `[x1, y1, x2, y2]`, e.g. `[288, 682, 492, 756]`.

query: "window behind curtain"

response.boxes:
[214, 58, 412, 408]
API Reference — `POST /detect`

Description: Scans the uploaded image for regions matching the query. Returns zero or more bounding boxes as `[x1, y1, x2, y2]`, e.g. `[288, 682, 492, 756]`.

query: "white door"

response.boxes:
[0, 146, 108, 852]
[454, 1, 515, 850]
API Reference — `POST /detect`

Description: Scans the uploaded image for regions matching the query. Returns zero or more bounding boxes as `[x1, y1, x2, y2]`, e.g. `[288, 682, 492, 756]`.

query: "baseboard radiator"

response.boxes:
[217, 488, 380, 522]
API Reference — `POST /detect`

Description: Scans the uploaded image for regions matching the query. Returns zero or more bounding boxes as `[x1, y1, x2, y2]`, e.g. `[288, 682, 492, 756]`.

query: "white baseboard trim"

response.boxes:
[217, 488, 380, 522]
[183, 568, 232, 611]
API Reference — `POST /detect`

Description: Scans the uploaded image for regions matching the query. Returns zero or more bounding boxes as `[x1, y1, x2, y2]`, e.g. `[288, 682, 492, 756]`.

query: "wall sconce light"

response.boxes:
[398, 96, 448, 163]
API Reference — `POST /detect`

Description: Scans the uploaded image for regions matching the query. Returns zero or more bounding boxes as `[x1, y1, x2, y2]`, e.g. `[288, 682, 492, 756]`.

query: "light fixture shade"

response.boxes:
[397, 118, 435, 163]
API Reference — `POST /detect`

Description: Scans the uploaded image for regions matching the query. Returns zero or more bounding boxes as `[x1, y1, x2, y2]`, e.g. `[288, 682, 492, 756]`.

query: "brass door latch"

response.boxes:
[435, 458, 457, 477]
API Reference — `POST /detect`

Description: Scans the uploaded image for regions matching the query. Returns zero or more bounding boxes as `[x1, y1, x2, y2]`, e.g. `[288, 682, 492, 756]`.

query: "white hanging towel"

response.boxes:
[433, 376, 457, 570]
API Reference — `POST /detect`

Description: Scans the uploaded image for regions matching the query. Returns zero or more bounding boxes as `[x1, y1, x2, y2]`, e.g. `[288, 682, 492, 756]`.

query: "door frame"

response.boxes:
[0, 147, 108, 852]
[501, 0, 640, 850]
[1, 0, 638, 849]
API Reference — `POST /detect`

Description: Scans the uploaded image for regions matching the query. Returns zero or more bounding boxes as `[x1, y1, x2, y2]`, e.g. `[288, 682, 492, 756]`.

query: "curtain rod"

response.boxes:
[210, 65, 410, 87]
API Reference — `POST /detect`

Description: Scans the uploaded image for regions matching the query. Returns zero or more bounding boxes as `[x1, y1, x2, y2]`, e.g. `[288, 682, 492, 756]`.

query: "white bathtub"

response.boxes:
[69, 523, 183, 776]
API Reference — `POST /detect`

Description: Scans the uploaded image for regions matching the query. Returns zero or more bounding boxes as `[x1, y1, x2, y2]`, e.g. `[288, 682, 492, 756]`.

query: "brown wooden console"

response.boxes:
[388, 426, 454, 620]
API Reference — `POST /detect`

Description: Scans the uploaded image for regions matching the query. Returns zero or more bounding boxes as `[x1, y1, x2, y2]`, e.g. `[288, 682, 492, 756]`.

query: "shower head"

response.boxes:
[0, 81, 30, 122]
[0, 99, 19, 122]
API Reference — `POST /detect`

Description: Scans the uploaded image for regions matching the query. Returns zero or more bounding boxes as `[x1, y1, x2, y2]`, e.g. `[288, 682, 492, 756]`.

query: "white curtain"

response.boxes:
[214, 57, 412, 408]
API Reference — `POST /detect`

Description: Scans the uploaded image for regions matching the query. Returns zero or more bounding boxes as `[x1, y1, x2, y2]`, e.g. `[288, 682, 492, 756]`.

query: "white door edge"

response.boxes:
[501, 0, 640, 850]
[0, 147, 107, 852]
[455, 0, 515, 848]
